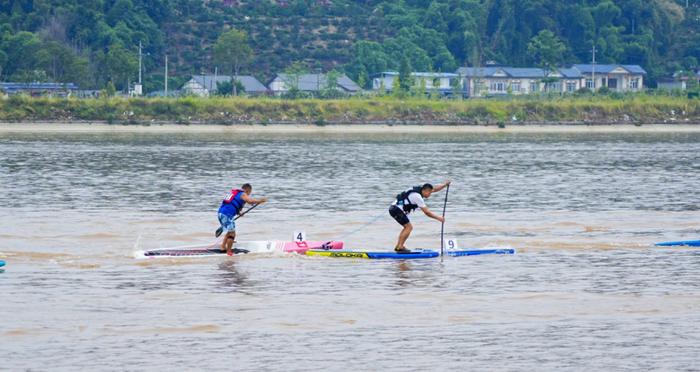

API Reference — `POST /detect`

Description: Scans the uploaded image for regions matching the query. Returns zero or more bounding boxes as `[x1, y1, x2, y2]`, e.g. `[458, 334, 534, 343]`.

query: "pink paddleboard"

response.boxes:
[281, 241, 344, 254]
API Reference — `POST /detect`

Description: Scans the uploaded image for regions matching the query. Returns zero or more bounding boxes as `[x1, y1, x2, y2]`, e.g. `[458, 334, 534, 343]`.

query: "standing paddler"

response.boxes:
[218, 183, 267, 255]
[389, 181, 451, 253]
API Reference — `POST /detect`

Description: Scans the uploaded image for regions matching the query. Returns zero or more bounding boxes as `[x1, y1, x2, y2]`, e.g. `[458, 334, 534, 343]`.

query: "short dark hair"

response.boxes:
[241, 183, 252, 190]
[421, 183, 434, 191]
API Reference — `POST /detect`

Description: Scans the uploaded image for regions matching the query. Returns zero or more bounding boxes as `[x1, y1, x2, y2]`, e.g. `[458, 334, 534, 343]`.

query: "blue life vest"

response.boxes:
[218, 189, 245, 217]
[395, 186, 423, 214]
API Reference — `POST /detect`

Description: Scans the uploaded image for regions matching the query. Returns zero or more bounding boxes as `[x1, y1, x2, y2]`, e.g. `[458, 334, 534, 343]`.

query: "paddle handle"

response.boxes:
[440, 184, 450, 256]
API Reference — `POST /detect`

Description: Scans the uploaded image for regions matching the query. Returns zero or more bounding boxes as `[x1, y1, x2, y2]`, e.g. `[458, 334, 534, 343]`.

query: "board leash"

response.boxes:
[331, 211, 387, 241]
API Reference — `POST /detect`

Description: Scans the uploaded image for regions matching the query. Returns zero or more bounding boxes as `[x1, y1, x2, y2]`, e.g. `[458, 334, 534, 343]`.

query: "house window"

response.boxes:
[490, 82, 505, 92]
[547, 82, 561, 92]
[530, 82, 539, 92]
[511, 82, 521, 92]
[586, 79, 595, 89]
[566, 82, 577, 92]
[630, 78, 639, 89]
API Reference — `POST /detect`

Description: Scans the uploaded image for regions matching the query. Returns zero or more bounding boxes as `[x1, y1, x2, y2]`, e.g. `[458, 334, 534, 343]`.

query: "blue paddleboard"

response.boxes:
[0, 260, 5, 268]
[655, 240, 700, 247]
[306, 249, 439, 259]
[447, 248, 515, 257]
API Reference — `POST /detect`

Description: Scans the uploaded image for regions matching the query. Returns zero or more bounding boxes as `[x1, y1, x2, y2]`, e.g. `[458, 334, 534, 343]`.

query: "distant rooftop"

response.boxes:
[189, 75, 268, 93]
[273, 73, 360, 92]
[377, 72, 459, 78]
[457, 67, 581, 79]
[572, 64, 647, 75]
[0, 82, 79, 90]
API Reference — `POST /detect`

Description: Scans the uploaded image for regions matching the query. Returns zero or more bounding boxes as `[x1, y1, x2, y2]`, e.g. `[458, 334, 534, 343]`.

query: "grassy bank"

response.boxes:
[1, 95, 699, 125]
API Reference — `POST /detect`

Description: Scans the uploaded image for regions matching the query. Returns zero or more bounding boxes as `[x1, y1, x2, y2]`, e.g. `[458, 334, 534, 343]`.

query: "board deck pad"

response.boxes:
[135, 240, 343, 259]
[655, 240, 700, 247]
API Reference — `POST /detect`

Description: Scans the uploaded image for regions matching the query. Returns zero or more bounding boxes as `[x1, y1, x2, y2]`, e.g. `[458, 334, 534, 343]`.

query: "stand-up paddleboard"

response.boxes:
[135, 240, 343, 259]
[447, 248, 515, 256]
[307, 249, 439, 259]
[0, 260, 5, 267]
[655, 240, 700, 247]
[307, 248, 515, 260]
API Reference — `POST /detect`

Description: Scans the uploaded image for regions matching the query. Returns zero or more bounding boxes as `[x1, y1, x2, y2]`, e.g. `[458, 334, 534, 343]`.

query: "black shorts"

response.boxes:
[389, 205, 410, 226]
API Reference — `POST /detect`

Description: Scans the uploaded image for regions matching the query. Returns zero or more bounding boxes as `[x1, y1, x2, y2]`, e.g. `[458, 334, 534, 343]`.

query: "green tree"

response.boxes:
[213, 29, 253, 96]
[527, 30, 566, 73]
[398, 57, 412, 92]
[216, 79, 245, 96]
[106, 43, 137, 92]
[282, 61, 308, 99]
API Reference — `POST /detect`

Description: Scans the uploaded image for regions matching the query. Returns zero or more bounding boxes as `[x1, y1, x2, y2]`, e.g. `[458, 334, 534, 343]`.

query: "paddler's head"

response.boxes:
[421, 183, 434, 198]
[242, 183, 252, 194]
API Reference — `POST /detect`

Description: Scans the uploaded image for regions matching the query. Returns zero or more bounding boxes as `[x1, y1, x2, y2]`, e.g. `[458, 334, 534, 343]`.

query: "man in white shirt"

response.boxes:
[389, 181, 450, 253]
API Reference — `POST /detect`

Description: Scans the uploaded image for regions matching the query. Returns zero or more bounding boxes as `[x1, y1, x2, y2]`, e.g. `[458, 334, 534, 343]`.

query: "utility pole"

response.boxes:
[214, 66, 218, 93]
[164, 55, 168, 96]
[138, 41, 142, 85]
[591, 45, 597, 91]
[134, 40, 143, 96]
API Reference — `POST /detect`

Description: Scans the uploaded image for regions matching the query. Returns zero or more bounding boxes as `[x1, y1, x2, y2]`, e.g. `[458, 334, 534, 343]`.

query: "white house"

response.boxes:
[181, 75, 268, 97]
[372, 72, 459, 95]
[456, 66, 584, 97]
[268, 73, 361, 95]
[572, 64, 646, 92]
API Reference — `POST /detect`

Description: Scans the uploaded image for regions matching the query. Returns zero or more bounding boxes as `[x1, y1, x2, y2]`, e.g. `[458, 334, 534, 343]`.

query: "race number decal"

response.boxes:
[293, 231, 307, 242]
[444, 239, 458, 251]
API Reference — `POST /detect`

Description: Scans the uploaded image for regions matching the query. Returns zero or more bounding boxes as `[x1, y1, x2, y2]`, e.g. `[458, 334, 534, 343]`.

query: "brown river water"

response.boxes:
[1, 130, 699, 371]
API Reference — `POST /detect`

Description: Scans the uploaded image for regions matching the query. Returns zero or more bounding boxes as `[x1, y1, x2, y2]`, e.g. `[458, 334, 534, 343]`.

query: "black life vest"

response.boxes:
[395, 186, 423, 213]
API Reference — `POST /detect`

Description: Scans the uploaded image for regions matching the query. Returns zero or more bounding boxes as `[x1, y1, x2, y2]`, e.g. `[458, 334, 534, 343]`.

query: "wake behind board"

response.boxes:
[655, 240, 700, 247]
[135, 240, 343, 259]
[306, 249, 439, 259]
[447, 248, 515, 257]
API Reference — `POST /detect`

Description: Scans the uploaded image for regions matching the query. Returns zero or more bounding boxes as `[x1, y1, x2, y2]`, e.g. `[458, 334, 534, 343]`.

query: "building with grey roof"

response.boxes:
[0, 82, 79, 97]
[181, 75, 268, 97]
[456, 63, 645, 97]
[268, 73, 361, 96]
[372, 72, 459, 96]
[571, 64, 646, 92]
[456, 66, 584, 97]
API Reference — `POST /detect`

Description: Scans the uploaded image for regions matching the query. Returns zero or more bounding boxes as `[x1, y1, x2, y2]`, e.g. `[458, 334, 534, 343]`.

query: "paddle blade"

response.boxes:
[215, 226, 223, 238]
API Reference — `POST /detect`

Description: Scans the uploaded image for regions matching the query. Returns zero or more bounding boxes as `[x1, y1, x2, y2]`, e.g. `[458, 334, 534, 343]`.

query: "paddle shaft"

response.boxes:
[234, 203, 259, 221]
[440, 184, 450, 256]
[215, 203, 261, 237]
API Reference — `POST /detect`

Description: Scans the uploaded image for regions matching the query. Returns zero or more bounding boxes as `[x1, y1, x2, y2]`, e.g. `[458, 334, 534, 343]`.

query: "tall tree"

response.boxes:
[213, 29, 252, 96]
[106, 43, 137, 92]
[527, 29, 566, 73]
[398, 56, 413, 92]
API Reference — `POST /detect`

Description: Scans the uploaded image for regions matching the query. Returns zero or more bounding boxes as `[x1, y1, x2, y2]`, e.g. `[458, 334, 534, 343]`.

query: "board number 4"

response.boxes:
[444, 239, 458, 251]
[294, 231, 307, 242]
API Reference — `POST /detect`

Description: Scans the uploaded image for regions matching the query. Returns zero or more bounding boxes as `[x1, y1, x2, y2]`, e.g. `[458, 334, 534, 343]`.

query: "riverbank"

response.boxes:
[2, 122, 700, 133]
[1, 95, 700, 126]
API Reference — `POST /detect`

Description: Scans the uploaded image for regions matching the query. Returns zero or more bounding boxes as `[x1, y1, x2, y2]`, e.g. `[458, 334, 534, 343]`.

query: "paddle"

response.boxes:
[215, 203, 261, 238]
[440, 183, 450, 257]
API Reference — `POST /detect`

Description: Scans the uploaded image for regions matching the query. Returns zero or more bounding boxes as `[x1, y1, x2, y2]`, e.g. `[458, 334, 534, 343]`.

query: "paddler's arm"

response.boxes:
[433, 180, 451, 192]
[241, 193, 267, 206]
[420, 206, 445, 223]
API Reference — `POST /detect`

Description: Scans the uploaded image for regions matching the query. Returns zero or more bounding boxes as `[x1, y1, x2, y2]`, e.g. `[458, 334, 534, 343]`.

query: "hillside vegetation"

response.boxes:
[1, 0, 699, 92]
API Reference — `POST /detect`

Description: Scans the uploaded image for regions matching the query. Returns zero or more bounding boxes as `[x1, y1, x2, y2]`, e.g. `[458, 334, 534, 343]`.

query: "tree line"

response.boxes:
[1, 0, 698, 92]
